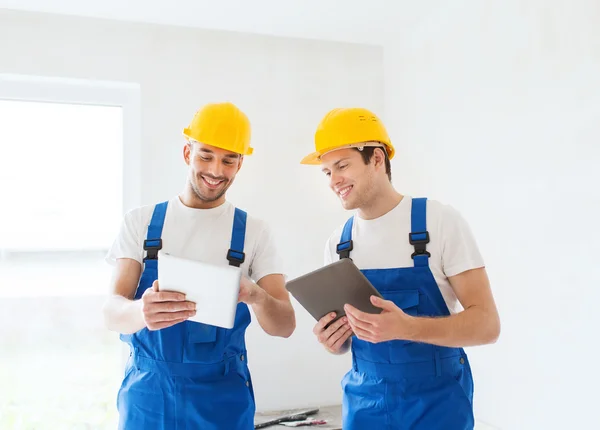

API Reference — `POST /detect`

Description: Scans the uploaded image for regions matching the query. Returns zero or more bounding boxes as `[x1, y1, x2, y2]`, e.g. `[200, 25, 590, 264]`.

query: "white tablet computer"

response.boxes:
[157, 251, 241, 329]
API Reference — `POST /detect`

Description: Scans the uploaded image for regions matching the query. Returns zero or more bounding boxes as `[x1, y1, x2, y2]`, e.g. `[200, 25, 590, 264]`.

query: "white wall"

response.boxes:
[0, 9, 384, 411]
[0, 0, 436, 46]
[384, 1, 600, 428]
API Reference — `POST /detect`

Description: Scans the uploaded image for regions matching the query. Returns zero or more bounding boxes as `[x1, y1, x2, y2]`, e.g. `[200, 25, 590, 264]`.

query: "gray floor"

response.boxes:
[255, 405, 342, 429]
[255, 405, 497, 430]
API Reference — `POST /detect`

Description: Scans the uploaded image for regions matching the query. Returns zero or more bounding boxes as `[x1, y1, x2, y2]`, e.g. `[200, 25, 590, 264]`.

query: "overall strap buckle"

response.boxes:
[409, 231, 430, 259]
[336, 240, 353, 260]
[226, 249, 245, 267]
[143, 238, 163, 261]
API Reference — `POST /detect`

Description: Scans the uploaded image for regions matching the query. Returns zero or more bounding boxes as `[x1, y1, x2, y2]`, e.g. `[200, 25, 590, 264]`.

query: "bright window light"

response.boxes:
[0, 97, 126, 428]
[0, 99, 123, 251]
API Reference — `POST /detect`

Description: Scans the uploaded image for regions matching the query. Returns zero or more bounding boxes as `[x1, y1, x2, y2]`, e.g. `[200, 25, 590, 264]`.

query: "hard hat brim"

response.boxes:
[184, 131, 254, 156]
[300, 151, 322, 165]
[300, 142, 394, 165]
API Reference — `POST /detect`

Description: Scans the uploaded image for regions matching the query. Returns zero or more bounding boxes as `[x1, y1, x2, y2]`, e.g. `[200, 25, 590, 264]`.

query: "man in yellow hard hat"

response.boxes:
[302, 108, 500, 429]
[103, 102, 296, 429]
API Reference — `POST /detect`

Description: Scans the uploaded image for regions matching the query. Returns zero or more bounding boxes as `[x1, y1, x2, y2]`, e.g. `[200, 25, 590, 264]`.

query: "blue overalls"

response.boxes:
[117, 201, 256, 430]
[337, 198, 475, 430]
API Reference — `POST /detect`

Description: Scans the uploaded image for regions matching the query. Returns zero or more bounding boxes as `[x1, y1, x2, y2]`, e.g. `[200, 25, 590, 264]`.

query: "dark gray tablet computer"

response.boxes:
[285, 258, 384, 326]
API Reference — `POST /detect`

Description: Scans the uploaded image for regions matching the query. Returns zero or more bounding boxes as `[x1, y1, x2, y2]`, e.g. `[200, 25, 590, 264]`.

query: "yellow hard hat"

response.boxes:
[301, 107, 394, 165]
[183, 102, 253, 156]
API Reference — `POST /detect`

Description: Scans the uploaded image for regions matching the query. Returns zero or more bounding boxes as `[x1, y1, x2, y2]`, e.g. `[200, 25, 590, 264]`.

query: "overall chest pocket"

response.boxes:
[188, 322, 217, 343]
[382, 289, 434, 363]
[185, 322, 223, 363]
[383, 289, 420, 316]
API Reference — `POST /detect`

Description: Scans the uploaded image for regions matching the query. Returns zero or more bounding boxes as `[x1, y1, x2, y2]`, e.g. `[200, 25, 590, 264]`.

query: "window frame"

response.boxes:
[0, 73, 141, 221]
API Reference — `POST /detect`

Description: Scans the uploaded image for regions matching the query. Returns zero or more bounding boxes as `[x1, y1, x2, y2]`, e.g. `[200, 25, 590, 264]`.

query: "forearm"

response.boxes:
[102, 294, 146, 334]
[408, 306, 500, 348]
[251, 290, 296, 338]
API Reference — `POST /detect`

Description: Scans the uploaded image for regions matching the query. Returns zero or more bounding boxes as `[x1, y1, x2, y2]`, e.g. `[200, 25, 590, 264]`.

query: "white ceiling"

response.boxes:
[0, 0, 441, 45]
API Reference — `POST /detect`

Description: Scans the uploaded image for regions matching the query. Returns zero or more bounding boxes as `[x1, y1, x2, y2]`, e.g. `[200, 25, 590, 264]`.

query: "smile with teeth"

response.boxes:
[202, 176, 224, 188]
[338, 185, 352, 198]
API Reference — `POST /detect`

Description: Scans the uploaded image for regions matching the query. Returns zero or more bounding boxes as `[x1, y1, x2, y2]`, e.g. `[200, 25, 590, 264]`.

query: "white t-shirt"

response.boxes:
[106, 196, 284, 283]
[324, 196, 485, 314]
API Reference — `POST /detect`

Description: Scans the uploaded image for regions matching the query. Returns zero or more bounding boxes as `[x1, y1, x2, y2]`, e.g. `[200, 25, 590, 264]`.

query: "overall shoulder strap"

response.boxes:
[143, 201, 168, 263]
[227, 207, 247, 267]
[409, 197, 431, 267]
[336, 216, 354, 260]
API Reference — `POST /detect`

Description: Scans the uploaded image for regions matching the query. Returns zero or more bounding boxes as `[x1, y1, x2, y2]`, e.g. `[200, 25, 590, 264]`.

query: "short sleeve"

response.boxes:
[105, 209, 145, 266]
[249, 222, 286, 283]
[440, 205, 485, 277]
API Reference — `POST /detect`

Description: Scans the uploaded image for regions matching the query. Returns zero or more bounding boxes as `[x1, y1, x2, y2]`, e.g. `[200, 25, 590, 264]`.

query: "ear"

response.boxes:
[183, 142, 191, 166]
[373, 147, 386, 170]
[237, 155, 244, 173]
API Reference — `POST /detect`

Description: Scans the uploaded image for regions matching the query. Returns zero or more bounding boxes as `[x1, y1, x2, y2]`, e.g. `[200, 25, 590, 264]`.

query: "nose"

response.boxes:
[205, 159, 224, 178]
[329, 171, 343, 190]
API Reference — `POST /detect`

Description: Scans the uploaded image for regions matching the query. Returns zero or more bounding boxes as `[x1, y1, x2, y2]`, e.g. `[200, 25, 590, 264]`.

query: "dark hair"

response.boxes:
[355, 147, 392, 181]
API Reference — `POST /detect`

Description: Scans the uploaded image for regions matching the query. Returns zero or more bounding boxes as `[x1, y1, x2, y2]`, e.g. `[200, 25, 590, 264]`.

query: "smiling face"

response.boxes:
[183, 140, 243, 206]
[320, 147, 381, 211]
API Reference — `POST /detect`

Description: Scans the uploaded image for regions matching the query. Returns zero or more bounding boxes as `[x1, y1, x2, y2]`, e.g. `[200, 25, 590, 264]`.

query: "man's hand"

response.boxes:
[141, 280, 196, 330]
[313, 312, 353, 354]
[238, 276, 266, 305]
[344, 296, 416, 344]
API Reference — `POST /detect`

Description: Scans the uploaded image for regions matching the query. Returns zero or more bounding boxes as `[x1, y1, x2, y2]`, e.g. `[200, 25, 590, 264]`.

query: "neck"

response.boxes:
[357, 181, 403, 220]
[179, 182, 226, 209]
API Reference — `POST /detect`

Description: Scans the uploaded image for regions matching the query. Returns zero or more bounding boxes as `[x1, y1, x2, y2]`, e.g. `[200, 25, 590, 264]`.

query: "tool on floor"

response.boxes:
[254, 408, 320, 429]
[280, 418, 328, 427]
